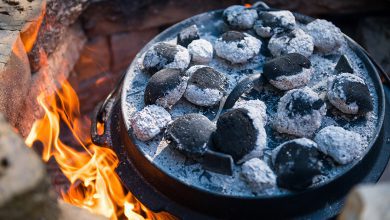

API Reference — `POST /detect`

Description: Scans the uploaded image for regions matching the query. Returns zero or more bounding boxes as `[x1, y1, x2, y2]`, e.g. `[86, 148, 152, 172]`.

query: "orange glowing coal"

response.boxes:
[25, 80, 174, 220]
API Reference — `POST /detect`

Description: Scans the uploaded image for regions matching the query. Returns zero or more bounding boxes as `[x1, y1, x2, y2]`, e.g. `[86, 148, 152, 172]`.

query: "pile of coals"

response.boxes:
[126, 5, 379, 196]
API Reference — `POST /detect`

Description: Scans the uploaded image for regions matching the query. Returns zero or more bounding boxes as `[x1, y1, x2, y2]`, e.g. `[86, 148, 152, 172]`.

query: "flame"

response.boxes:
[244, 3, 252, 8]
[25, 80, 174, 220]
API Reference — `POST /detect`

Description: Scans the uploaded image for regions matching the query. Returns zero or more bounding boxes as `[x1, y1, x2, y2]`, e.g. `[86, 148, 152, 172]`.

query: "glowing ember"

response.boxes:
[25, 80, 174, 220]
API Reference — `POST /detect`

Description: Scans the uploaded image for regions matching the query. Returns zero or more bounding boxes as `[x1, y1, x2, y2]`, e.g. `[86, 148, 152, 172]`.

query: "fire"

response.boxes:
[25, 80, 174, 220]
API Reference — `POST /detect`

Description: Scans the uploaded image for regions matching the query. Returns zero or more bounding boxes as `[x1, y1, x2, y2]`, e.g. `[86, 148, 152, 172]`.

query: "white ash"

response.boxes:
[122, 12, 380, 197]
[274, 87, 326, 137]
[233, 99, 267, 123]
[155, 78, 188, 109]
[254, 22, 273, 38]
[238, 125, 267, 164]
[233, 99, 268, 163]
[184, 84, 224, 107]
[305, 19, 345, 54]
[143, 42, 190, 71]
[270, 67, 312, 90]
[241, 158, 276, 194]
[271, 138, 318, 163]
[254, 10, 296, 38]
[214, 33, 261, 64]
[268, 28, 314, 57]
[130, 105, 172, 141]
[327, 73, 367, 114]
[223, 5, 258, 29]
[314, 126, 364, 165]
[184, 65, 207, 77]
[188, 39, 213, 64]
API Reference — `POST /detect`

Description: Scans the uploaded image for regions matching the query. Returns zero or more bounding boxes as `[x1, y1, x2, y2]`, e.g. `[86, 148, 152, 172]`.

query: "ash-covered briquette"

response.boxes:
[263, 53, 312, 90]
[184, 66, 228, 107]
[274, 87, 326, 137]
[314, 126, 363, 165]
[164, 114, 215, 159]
[143, 42, 190, 74]
[241, 158, 276, 194]
[177, 25, 200, 47]
[268, 28, 314, 58]
[233, 99, 267, 123]
[272, 138, 327, 191]
[144, 68, 188, 108]
[130, 105, 172, 141]
[213, 108, 267, 163]
[254, 10, 296, 38]
[214, 31, 261, 64]
[187, 39, 213, 64]
[222, 5, 258, 29]
[327, 73, 373, 115]
[305, 19, 345, 54]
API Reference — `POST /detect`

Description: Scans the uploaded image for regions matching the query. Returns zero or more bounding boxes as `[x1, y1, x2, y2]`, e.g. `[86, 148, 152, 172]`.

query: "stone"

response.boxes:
[358, 17, 390, 74]
[110, 29, 159, 72]
[0, 0, 46, 52]
[246, 0, 390, 16]
[74, 36, 111, 81]
[58, 200, 108, 220]
[0, 114, 58, 220]
[0, 30, 31, 128]
[81, 0, 239, 37]
[340, 183, 390, 220]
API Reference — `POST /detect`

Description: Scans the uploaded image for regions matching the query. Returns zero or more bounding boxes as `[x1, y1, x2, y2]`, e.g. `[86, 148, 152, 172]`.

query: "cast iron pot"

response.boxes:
[91, 2, 390, 219]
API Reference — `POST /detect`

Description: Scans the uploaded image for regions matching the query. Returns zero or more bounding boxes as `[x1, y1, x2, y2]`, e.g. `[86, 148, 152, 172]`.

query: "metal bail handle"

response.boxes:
[91, 71, 126, 146]
[91, 101, 111, 146]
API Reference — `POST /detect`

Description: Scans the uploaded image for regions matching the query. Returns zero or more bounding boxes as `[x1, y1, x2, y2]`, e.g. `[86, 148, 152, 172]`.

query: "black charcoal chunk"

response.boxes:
[272, 138, 327, 191]
[263, 53, 312, 90]
[143, 42, 190, 74]
[327, 73, 373, 115]
[213, 108, 262, 162]
[223, 73, 262, 109]
[335, 55, 354, 74]
[177, 25, 200, 47]
[223, 5, 258, 29]
[164, 114, 215, 158]
[184, 66, 228, 107]
[144, 68, 187, 108]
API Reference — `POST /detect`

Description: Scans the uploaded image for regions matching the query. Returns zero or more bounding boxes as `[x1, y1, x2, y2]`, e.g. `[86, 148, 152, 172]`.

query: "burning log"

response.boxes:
[0, 0, 46, 52]
[0, 30, 31, 128]
[16, 22, 87, 137]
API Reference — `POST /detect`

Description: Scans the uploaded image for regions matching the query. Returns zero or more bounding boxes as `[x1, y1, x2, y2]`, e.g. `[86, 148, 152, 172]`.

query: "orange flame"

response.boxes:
[25, 80, 174, 220]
